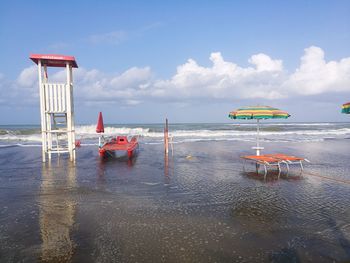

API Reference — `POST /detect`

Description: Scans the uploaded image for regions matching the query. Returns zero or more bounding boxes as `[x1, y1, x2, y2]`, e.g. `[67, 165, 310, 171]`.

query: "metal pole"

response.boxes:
[256, 119, 260, 156]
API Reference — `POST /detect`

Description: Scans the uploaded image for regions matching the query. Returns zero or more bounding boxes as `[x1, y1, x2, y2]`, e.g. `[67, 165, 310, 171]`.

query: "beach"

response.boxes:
[2, 0, 350, 261]
[0, 123, 350, 262]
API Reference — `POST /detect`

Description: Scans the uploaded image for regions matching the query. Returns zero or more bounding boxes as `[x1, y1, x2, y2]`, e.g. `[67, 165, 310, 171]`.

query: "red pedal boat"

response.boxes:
[99, 136, 139, 158]
[96, 112, 139, 159]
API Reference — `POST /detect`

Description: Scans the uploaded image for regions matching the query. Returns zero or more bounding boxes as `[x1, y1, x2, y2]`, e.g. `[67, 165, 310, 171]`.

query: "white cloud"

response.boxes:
[152, 52, 285, 100]
[110, 67, 152, 89]
[17, 65, 38, 88]
[125, 99, 141, 106]
[72, 67, 153, 103]
[249, 53, 283, 72]
[284, 46, 350, 95]
[2, 46, 350, 108]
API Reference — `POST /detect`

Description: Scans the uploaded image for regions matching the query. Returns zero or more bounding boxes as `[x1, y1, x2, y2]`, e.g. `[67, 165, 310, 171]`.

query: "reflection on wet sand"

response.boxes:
[39, 160, 76, 262]
[242, 163, 304, 182]
[164, 152, 173, 178]
[165, 152, 169, 177]
[164, 153, 175, 186]
[99, 153, 138, 167]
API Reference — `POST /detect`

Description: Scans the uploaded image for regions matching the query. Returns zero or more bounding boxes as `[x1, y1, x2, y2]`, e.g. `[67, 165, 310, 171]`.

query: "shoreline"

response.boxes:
[0, 139, 349, 262]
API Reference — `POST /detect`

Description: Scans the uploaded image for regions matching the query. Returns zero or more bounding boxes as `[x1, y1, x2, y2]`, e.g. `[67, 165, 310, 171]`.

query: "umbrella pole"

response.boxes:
[99, 135, 102, 148]
[256, 119, 260, 156]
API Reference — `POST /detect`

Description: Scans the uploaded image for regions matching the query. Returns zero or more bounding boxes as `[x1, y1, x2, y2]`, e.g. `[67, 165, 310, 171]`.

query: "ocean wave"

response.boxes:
[226, 122, 338, 127]
[0, 134, 42, 142]
[0, 124, 349, 145]
[76, 125, 149, 136]
[123, 127, 350, 138]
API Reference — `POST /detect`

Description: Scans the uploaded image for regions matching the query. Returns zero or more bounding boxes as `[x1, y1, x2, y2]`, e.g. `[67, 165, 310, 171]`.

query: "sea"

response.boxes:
[0, 122, 350, 262]
[1, 122, 350, 146]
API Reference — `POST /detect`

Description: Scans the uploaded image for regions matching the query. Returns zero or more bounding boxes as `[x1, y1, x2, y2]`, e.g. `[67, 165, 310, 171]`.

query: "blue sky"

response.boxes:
[0, 0, 350, 124]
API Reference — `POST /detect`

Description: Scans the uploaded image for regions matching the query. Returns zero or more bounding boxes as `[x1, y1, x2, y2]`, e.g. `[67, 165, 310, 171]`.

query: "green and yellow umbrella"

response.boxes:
[228, 105, 290, 155]
[342, 102, 350, 114]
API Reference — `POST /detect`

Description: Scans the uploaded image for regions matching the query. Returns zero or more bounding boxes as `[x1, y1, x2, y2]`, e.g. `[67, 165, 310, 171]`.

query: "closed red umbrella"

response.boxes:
[96, 112, 104, 133]
[96, 112, 105, 147]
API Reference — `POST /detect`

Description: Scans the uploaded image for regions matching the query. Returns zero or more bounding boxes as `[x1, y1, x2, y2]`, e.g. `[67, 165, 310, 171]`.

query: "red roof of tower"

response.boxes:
[29, 54, 78, 68]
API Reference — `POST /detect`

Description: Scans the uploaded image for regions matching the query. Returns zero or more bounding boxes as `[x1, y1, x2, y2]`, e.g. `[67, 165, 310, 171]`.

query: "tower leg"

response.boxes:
[42, 144, 46, 162]
[48, 114, 52, 160]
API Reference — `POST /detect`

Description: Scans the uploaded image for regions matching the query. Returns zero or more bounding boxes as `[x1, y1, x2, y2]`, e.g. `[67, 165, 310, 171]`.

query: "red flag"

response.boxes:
[96, 112, 104, 133]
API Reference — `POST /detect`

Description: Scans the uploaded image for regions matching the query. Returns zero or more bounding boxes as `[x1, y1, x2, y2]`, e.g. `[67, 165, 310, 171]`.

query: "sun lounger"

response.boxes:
[241, 155, 283, 176]
[241, 154, 310, 176]
[264, 154, 310, 171]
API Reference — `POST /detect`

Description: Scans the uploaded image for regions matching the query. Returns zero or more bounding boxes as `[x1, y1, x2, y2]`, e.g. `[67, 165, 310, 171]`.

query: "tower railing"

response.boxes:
[43, 83, 68, 113]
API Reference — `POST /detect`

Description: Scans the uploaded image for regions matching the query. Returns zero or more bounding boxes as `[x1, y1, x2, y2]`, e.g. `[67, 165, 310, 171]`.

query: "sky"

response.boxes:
[0, 0, 350, 124]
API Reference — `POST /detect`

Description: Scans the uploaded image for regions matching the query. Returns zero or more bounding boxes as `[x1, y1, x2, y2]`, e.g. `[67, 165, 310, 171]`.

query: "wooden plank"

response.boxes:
[53, 83, 57, 112]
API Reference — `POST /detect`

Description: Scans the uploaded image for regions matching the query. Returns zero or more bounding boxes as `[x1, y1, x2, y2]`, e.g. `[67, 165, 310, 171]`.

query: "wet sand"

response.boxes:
[0, 139, 350, 262]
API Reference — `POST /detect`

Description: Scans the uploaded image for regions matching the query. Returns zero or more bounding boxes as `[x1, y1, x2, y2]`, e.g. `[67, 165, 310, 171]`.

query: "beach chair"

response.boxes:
[241, 155, 283, 176]
[264, 154, 310, 172]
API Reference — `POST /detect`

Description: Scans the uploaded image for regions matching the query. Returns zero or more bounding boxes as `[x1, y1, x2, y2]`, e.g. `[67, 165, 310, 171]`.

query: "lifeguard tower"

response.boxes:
[30, 54, 78, 162]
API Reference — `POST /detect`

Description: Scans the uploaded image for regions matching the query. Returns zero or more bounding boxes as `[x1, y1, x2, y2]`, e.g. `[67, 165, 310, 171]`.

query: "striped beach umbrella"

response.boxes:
[342, 102, 350, 114]
[228, 106, 290, 155]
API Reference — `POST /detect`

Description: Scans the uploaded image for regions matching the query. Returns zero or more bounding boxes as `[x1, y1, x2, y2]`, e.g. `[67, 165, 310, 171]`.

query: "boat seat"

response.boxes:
[116, 136, 129, 144]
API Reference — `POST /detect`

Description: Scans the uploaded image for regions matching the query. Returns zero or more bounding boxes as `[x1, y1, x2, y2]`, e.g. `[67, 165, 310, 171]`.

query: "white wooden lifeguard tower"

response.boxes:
[30, 54, 78, 162]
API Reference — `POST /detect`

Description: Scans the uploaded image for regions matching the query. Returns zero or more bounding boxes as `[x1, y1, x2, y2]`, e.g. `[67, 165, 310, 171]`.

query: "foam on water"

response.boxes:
[76, 125, 149, 137]
[0, 123, 349, 146]
[227, 122, 336, 126]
